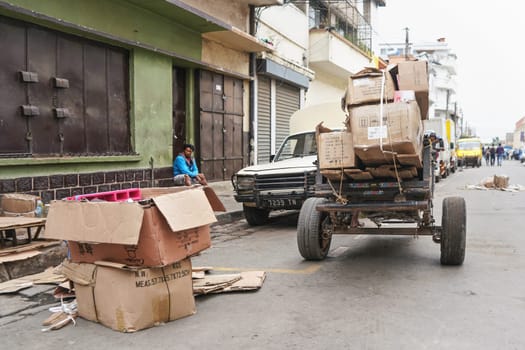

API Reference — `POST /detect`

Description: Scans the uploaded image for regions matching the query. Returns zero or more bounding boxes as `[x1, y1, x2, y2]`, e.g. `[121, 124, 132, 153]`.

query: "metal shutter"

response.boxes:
[275, 82, 300, 150]
[257, 75, 271, 164]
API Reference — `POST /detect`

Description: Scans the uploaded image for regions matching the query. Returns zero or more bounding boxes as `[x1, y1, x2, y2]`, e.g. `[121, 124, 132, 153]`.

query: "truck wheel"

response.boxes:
[297, 197, 331, 260]
[243, 205, 270, 226]
[440, 197, 466, 265]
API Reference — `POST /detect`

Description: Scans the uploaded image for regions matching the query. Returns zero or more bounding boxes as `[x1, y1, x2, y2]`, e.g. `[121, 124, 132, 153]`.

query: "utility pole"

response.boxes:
[404, 27, 410, 60]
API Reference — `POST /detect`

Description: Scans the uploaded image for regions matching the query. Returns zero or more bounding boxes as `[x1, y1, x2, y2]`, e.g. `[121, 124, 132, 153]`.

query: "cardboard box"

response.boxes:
[1, 193, 38, 213]
[44, 187, 216, 267]
[349, 101, 423, 167]
[141, 186, 226, 212]
[344, 67, 395, 107]
[62, 259, 195, 332]
[318, 131, 355, 169]
[394, 61, 429, 119]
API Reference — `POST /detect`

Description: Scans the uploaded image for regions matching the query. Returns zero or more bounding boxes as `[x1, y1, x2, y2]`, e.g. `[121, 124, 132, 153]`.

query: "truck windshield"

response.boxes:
[275, 132, 317, 161]
[457, 142, 481, 150]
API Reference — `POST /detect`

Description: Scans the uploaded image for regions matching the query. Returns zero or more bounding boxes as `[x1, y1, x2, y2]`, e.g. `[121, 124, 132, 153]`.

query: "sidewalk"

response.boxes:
[207, 180, 244, 225]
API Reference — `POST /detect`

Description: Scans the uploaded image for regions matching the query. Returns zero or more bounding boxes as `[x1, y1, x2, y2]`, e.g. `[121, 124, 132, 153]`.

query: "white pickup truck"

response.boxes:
[232, 102, 345, 225]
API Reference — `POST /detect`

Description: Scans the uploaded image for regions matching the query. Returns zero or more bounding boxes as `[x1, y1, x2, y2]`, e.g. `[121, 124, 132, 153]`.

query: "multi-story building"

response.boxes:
[513, 117, 525, 148]
[0, 0, 281, 200]
[0, 0, 386, 200]
[379, 38, 460, 131]
[253, 0, 386, 163]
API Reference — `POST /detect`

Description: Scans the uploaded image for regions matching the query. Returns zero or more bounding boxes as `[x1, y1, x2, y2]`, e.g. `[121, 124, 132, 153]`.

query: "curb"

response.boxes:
[213, 210, 244, 226]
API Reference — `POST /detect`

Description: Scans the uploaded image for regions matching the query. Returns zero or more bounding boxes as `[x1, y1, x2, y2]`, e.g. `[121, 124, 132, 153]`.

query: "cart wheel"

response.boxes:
[440, 197, 466, 265]
[243, 205, 269, 226]
[297, 197, 331, 260]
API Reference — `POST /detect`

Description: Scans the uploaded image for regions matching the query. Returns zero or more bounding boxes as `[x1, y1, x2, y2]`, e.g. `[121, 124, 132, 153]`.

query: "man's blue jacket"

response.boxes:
[173, 154, 199, 177]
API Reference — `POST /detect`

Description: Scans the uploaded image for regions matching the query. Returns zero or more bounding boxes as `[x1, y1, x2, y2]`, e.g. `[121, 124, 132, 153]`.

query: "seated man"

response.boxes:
[173, 143, 208, 186]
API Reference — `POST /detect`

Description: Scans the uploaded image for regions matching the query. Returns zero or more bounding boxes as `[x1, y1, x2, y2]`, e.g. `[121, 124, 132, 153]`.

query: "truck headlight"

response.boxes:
[234, 175, 255, 191]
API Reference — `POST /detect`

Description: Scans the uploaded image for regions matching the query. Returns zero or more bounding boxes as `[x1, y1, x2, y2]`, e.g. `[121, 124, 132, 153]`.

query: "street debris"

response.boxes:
[1, 186, 266, 333]
[41, 299, 78, 332]
[465, 175, 525, 192]
[192, 267, 266, 295]
[0, 265, 66, 294]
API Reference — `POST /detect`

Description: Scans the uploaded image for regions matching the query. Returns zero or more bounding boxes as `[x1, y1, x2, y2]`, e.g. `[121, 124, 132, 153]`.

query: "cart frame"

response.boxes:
[297, 140, 466, 265]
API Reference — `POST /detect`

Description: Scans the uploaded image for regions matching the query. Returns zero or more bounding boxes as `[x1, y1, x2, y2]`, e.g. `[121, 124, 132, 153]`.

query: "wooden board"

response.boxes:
[0, 217, 46, 230]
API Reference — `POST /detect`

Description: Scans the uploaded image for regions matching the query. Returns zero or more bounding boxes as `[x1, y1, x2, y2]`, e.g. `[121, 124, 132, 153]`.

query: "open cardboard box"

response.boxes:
[62, 258, 195, 332]
[44, 187, 218, 267]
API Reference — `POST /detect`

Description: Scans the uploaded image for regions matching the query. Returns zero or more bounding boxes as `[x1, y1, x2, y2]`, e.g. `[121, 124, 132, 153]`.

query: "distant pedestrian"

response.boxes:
[484, 147, 490, 166]
[496, 143, 505, 166]
[489, 145, 496, 166]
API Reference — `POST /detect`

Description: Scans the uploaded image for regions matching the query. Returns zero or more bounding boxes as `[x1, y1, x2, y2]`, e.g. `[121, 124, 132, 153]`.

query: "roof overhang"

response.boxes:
[128, 0, 273, 52]
[238, 0, 284, 6]
[257, 56, 311, 88]
[203, 27, 273, 53]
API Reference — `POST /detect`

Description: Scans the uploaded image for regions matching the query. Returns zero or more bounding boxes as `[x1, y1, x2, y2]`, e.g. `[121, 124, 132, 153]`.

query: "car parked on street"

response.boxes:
[512, 148, 522, 160]
[232, 102, 345, 226]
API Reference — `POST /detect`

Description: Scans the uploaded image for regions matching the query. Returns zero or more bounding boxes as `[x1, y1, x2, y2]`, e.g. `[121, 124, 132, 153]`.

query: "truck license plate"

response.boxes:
[264, 198, 296, 207]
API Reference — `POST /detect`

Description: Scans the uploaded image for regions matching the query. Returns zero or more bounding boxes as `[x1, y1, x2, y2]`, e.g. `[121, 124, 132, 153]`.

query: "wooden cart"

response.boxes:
[297, 141, 466, 265]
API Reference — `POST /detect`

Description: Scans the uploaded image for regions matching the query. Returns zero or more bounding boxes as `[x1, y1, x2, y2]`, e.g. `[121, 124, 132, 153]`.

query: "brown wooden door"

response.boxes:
[197, 70, 243, 181]
[172, 67, 186, 159]
[0, 15, 130, 157]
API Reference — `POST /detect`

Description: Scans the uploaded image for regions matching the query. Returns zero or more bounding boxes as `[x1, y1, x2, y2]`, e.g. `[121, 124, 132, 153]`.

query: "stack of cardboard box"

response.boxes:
[318, 60, 429, 181]
[44, 186, 221, 332]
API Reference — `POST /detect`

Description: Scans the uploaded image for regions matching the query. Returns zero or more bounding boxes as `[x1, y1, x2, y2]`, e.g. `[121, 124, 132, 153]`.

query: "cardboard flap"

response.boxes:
[352, 67, 383, 78]
[152, 189, 217, 232]
[202, 186, 226, 212]
[44, 201, 144, 244]
[60, 261, 97, 286]
[94, 260, 139, 270]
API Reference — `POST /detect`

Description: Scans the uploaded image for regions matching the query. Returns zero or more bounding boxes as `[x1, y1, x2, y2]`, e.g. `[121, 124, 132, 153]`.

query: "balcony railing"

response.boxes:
[293, 0, 372, 54]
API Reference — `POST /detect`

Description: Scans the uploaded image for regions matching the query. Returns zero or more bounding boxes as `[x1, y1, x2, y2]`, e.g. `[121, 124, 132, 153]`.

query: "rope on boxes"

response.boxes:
[379, 69, 403, 195]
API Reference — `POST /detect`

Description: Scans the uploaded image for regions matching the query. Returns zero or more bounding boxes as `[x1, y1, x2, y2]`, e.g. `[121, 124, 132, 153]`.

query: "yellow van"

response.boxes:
[456, 138, 482, 167]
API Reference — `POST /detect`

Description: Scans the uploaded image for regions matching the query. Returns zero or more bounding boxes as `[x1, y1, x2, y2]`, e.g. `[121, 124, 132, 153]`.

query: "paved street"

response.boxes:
[2, 160, 525, 349]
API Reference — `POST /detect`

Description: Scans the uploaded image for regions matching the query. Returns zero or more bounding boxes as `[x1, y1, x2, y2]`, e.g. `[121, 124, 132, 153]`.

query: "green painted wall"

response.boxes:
[0, 0, 203, 178]
[132, 49, 173, 168]
[1, 0, 202, 58]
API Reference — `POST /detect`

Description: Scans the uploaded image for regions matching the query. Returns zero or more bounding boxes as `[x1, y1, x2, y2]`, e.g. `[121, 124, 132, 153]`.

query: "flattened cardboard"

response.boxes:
[217, 271, 266, 293]
[65, 259, 195, 332]
[320, 169, 345, 181]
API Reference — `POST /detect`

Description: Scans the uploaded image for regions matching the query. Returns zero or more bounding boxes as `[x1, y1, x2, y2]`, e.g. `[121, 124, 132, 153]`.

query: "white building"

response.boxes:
[379, 38, 460, 134]
[253, 0, 386, 163]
